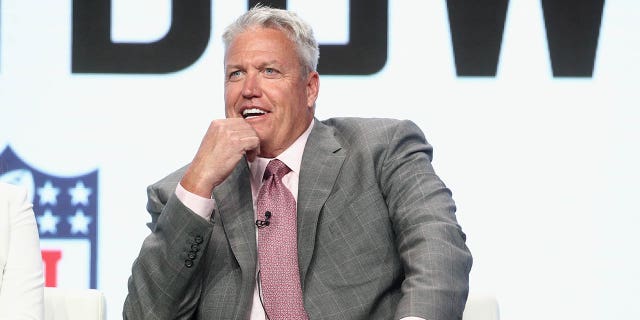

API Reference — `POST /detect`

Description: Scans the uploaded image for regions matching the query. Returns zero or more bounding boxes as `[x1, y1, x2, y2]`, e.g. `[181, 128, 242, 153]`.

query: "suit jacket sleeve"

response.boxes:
[123, 168, 214, 320]
[383, 121, 472, 320]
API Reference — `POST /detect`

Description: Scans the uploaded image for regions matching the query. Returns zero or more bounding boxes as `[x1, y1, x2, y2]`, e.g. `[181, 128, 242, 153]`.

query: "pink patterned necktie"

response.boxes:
[257, 159, 308, 320]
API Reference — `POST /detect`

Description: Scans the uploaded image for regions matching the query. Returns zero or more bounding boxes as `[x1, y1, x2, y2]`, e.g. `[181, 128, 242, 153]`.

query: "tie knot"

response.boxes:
[264, 159, 291, 180]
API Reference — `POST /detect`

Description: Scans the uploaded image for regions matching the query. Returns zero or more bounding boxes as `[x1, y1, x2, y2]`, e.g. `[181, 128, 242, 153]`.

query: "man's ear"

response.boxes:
[306, 71, 320, 108]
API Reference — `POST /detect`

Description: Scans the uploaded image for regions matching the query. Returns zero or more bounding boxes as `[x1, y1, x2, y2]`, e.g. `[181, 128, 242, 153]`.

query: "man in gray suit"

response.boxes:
[124, 6, 472, 320]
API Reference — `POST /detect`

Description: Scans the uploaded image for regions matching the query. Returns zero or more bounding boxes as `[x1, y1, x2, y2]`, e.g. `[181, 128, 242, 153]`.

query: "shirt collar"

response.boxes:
[249, 119, 314, 181]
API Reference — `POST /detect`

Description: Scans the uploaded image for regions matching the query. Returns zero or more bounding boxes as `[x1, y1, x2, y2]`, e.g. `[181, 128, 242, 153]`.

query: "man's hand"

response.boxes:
[180, 118, 260, 198]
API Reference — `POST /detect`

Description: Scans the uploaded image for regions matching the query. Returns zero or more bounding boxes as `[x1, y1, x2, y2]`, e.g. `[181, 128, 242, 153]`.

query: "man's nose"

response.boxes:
[242, 73, 261, 98]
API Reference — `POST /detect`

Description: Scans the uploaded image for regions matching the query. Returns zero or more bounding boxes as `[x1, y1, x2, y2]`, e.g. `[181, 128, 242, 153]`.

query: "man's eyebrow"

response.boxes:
[225, 60, 280, 70]
[225, 64, 242, 72]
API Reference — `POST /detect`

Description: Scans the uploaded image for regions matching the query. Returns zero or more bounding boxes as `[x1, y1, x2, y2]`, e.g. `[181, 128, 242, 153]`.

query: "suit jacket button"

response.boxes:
[185, 259, 194, 268]
[188, 252, 197, 260]
[194, 235, 203, 244]
[191, 244, 199, 251]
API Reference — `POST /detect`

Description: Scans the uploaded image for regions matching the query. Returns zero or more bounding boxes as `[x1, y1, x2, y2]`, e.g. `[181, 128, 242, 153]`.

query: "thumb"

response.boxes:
[245, 145, 260, 162]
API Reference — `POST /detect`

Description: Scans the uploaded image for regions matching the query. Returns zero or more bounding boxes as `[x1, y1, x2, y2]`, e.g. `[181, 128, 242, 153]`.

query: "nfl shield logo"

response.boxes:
[0, 145, 99, 289]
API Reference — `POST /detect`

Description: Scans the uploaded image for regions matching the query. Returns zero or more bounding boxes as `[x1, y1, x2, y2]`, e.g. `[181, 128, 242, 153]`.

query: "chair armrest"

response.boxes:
[463, 293, 500, 320]
[44, 287, 106, 320]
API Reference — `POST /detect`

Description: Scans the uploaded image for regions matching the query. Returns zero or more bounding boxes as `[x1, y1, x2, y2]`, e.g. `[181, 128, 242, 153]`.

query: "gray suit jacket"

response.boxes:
[124, 118, 472, 320]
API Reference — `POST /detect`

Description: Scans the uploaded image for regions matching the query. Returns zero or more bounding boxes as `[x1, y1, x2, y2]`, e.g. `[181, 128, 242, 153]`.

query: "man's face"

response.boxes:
[224, 27, 319, 158]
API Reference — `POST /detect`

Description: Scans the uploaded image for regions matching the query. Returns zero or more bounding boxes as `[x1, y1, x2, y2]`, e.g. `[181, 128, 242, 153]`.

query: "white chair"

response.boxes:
[463, 293, 500, 320]
[43, 287, 107, 320]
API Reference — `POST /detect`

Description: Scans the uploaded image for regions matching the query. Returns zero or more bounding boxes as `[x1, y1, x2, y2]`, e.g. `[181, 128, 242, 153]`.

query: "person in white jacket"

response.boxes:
[0, 182, 44, 319]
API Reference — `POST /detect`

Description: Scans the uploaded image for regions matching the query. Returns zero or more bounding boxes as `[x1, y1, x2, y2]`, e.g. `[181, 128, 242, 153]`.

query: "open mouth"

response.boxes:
[242, 108, 268, 119]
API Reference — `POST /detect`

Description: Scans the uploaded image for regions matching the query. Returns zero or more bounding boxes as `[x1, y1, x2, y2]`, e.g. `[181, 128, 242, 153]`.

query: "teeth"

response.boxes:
[242, 108, 267, 117]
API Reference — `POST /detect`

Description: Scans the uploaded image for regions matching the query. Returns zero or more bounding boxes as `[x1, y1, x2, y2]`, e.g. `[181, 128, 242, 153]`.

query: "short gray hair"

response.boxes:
[222, 6, 320, 74]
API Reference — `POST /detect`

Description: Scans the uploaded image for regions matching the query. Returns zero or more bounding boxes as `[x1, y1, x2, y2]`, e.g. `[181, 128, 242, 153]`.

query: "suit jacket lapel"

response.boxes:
[297, 120, 345, 284]
[212, 160, 257, 276]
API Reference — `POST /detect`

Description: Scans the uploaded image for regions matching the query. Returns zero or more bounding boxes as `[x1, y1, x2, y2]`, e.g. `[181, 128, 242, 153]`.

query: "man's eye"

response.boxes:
[264, 68, 277, 75]
[229, 70, 242, 79]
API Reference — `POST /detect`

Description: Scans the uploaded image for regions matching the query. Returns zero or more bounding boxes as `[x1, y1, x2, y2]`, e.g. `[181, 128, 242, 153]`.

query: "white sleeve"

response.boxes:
[0, 185, 44, 320]
[175, 183, 216, 221]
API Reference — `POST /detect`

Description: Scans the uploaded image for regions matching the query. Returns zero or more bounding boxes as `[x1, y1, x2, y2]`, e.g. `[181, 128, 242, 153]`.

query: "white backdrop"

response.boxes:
[1, 1, 639, 319]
